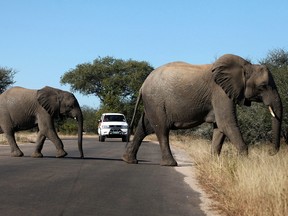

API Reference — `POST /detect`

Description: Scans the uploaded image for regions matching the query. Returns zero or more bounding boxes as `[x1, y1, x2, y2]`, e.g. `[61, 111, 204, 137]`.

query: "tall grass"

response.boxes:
[0, 133, 37, 144]
[170, 135, 288, 216]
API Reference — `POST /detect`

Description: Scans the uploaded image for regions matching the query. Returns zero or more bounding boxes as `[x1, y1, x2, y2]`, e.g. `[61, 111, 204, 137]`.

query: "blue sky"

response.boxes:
[0, 0, 287, 108]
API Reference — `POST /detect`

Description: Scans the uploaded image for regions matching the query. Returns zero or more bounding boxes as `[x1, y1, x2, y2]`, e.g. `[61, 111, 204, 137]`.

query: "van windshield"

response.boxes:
[103, 115, 125, 122]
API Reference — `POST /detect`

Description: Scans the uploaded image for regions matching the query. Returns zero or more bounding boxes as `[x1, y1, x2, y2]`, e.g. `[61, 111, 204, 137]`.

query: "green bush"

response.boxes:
[55, 106, 99, 135]
[82, 106, 98, 133]
[58, 118, 78, 135]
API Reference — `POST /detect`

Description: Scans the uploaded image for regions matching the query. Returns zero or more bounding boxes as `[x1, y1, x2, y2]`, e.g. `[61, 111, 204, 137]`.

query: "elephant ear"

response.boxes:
[212, 54, 247, 104]
[37, 86, 61, 117]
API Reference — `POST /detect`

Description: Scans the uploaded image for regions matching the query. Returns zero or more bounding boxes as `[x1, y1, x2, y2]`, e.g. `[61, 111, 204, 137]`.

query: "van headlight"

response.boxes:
[121, 125, 128, 129]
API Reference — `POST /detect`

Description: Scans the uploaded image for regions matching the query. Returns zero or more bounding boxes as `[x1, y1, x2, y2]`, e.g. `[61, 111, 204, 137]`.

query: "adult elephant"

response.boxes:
[122, 54, 282, 166]
[0, 86, 84, 158]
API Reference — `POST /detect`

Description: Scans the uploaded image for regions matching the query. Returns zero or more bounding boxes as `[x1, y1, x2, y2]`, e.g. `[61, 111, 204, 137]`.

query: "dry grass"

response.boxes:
[0, 132, 96, 145]
[0, 132, 37, 144]
[168, 135, 288, 216]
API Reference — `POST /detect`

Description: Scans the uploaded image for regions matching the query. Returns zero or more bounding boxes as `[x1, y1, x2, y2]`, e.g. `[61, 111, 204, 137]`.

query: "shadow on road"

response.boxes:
[40, 156, 155, 164]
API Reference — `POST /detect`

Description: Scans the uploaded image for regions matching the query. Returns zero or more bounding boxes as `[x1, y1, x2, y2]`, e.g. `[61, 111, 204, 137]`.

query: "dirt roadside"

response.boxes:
[172, 146, 221, 216]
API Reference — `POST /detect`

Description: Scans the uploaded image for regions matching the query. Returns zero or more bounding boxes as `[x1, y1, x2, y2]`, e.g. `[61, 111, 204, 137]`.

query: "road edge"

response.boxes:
[172, 146, 221, 216]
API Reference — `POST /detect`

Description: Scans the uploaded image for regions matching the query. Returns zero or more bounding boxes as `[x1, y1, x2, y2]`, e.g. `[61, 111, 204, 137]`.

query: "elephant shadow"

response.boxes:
[41, 156, 154, 164]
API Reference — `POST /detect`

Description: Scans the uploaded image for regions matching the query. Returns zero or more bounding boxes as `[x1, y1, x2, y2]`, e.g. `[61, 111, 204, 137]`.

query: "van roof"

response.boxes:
[102, 113, 124, 116]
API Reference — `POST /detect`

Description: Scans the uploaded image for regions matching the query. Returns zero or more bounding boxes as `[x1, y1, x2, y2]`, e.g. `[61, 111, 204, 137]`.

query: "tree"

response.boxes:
[60, 56, 154, 121]
[81, 106, 98, 133]
[54, 106, 98, 134]
[0, 67, 16, 93]
[260, 48, 288, 68]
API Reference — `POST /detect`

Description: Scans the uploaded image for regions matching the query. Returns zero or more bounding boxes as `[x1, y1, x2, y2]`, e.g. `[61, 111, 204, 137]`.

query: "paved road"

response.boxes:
[0, 137, 205, 216]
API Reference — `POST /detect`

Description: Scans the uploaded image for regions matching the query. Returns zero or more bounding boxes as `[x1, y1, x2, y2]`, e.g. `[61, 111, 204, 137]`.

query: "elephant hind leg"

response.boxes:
[211, 123, 226, 156]
[5, 132, 24, 157]
[122, 113, 154, 164]
[155, 128, 177, 166]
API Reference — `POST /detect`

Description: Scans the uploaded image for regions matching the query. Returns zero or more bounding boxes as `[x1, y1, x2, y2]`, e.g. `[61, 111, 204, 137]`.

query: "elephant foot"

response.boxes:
[160, 158, 178, 166]
[122, 153, 138, 164]
[56, 150, 68, 158]
[31, 152, 43, 158]
[11, 150, 24, 157]
[268, 148, 279, 156]
[238, 146, 248, 156]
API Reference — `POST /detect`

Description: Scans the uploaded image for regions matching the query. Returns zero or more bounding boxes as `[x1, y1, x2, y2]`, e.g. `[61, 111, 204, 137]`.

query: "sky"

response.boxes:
[0, 0, 287, 108]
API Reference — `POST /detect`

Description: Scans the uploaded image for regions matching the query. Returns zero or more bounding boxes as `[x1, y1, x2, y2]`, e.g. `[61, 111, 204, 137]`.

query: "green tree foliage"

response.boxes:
[82, 106, 98, 133]
[55, 106, 99, 134]
[0, 67, 16, 93]
[57, 118, 78, 135]
[60, 56, 154, 122]
[237, 103, 272, 144]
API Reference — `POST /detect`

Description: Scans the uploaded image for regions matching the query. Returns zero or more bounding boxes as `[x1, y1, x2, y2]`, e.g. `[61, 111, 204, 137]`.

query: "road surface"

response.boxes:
[0, 137, 206, 216]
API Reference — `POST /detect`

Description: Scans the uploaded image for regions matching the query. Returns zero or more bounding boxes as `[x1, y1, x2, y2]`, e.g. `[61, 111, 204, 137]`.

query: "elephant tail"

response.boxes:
[127, 88, 142, 143]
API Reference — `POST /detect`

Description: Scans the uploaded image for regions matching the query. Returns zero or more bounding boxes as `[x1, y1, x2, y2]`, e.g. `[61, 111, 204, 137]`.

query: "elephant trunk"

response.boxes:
[266, 90, 283, 155]
[76, 108, 84, 158]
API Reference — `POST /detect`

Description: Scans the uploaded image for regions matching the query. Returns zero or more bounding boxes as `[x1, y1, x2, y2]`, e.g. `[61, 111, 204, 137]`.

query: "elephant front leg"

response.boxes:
[38, 118, 67, 158]
[51, 137, 67, 158]
[213, 96, 248, 156]
[225, 126, 248, 156]
[52, 140, 67, 158]
[5, 133, 24, 157]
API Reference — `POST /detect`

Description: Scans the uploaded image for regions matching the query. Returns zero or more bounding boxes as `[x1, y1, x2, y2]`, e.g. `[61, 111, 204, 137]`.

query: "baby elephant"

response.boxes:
[0, 86, 84, 158]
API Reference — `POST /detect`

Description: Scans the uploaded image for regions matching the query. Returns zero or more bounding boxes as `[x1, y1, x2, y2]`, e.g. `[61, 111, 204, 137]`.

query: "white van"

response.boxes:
[97, 113, 129, 142]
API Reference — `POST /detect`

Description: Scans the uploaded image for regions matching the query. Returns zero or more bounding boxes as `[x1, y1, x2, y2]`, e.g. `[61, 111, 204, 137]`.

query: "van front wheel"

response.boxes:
[99, 135, 105, 142]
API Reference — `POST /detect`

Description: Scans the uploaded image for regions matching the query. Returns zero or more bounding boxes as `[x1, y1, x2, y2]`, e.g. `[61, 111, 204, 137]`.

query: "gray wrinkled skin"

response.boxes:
[0, 86, 84, 158]
[123, 54, 282, 166]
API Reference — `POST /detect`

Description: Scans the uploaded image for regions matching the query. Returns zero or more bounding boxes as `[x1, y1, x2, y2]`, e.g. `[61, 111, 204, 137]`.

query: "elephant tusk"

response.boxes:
[269, 106, 276, 118]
